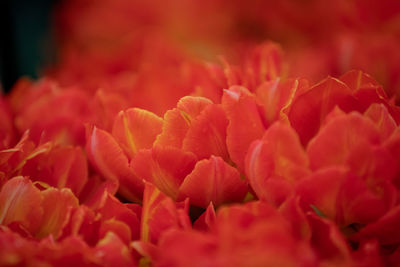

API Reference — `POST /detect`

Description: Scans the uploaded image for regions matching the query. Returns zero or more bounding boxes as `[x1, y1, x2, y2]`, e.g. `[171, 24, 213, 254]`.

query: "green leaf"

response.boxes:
[310, 205, 326, 218]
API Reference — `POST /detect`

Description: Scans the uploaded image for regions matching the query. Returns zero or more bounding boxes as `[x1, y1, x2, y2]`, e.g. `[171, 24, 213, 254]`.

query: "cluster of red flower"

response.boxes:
[1, 0, 400, 266]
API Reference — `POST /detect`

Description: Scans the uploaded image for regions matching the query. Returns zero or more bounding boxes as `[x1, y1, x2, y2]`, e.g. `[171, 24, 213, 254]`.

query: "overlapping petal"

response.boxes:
[131, 146, 196, 200]
[245, 122, 309, 205]
[222, 86, 267, 172]
[140, 183, 190, 244]
[112, 108, 163, 159]
[86, 126, 144, 202]
[0, 177, 43, 233]
[178, 156, 247, 208]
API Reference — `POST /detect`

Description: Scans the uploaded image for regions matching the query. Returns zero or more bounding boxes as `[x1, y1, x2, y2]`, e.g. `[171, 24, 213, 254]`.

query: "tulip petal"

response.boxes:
[279, 197, 311, 241]
[352, 204, 400, 245]
[86, 126, 143, 202]
[178, 156, 247, 208]
[307, 213, 352, 265]
[384, 129, 400, 188]
[307, 112, 381, 171]
[131, 146, 196, 199]
[155, 96, 212, 148]
[182, 104, 229, 161]
[256, 78, 307, 124]
[155, 229, 217, 267]
[99, 219, 132, 245]
[338, 173, 396, 225]
[152, 229, 217, 267]
[193, 203, 216, 231]
[141, 183, 189, 244]
[0, 176, 43, 233]
[241, 42, 285, 91]
[176, 96, 213, 118]
[112, 108, 163, 159]
[296, 167, 347, 221]
[59, 205, 100, 246]
[339, 70, 380, 91]
[222, 86, 266, 172]
[215, 201, 317, 266]
[97, 193, 141, 241]
[245, 122, 309, 203]
[79, 175, 118, 209]
[153, 108, 190, 148]
[289, 77, 357, 145]
[364, 103, 397, 140]
[95, 232, 136, 267]
[36, 188, 79, 239]
[22, 146, 88, 197]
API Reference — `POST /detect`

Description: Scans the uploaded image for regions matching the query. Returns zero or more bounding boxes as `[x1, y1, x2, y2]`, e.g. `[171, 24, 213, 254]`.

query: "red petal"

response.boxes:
[296, 167, 348, 221]
[299, 166, 395, 226]
[112, 108, 163, 159]
[155, 229, 217, 266]
[154, 108, 190, 148]
[36, 188, 79, 239]
[279, 197, 311, 241]
[307, 112, 381, 170]
[38, 235, 100, 266]
[86, 126, 143, 202]
[22, 146, 88, 197]
[95, 232, 136, 267]
[79, 175, 118, 209]
[131, 146, 196, 199]
[352, 205, 400, 245]
[193, 203, 216, 231]
[338, 173, 396, 225]
[242, 42, 285, 91]
[288, 77, 357, 145]
[0, 226, 39, 264]
[307, 213, 352, 265]
[256, 78, 306, 124]
[99, 219, 132, 245]
[346, 142, 397, 183]
[384, 129, 400, 188]
[176, 96, 213, 118]
[15, 84, 94, 146]
[0, 176, 43, 233]
[155, 96, 212, 148]
[322, 106, 347, 125]
[141, 183, 187, 244]
[222, 86, 266, 172]
[352, 240, 383, 267]
[97, 193, 141, 241]
[53, 146, 88, 196]
[216, 201, 317, 266]
[340, 70, 390, 112]
[59, 206, 100, 246]
[178, 156, 247, 208]
[182, 104, 230, 161]
[339, 70, 380, 91]
[93, 89, 130, 131]
[245, 122, 309, 203]
[340, 71, 400, 123]
[364, 103, 397, 140]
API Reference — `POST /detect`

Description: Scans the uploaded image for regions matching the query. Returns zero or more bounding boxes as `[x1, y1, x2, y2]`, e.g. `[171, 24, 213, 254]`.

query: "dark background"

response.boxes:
[0, 0, 58, 93]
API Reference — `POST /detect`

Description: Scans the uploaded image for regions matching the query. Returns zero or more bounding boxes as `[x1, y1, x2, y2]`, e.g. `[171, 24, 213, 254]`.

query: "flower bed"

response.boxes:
[1, 0, 400, 266]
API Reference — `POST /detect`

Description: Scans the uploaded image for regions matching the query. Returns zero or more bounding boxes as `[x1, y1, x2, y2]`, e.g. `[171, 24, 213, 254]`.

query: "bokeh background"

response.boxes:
[2, 0, 400, 99]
